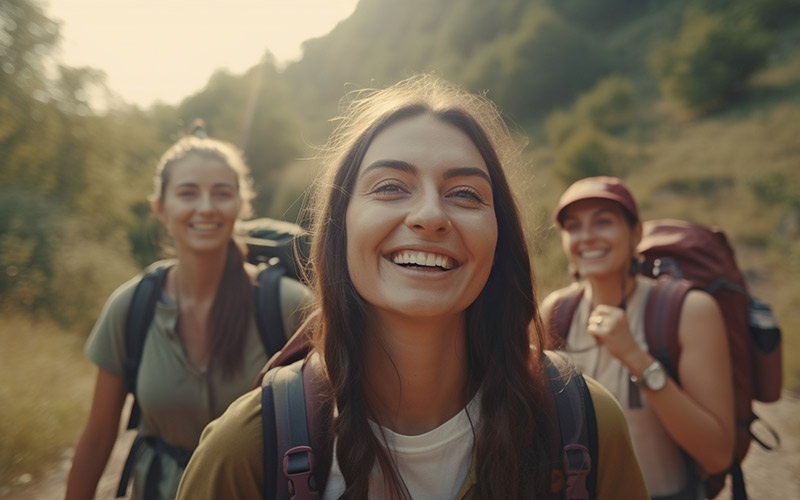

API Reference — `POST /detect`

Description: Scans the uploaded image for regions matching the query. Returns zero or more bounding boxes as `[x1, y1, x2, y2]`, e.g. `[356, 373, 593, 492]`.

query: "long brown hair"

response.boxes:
[303, 75, 551, 499]
[154, 134, 256, 380]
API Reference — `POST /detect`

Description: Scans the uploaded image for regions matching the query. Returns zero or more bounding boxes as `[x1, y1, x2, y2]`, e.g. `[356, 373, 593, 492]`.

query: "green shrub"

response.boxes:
[554, 126, 616, 184]
[575, 75, 637, 132]
[650, 10, 773, 110]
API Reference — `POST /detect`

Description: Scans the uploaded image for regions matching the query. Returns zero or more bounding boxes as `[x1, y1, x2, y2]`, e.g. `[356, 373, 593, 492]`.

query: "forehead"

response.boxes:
[359, 114, 488, 175]
[561, 198, 627, 219]
[169, 155, 237, 185]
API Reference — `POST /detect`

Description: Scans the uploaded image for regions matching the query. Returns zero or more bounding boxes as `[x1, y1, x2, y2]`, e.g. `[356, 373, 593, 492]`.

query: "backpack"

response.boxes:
[258, 317, 600, 500]
[550, 218, 783, 500]
[240, 217, 310, 282]
[116, 217, 306, 497]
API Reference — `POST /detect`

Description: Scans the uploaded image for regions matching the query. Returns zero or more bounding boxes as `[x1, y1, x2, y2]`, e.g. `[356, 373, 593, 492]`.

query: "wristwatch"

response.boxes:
[630, 360, 667, 391]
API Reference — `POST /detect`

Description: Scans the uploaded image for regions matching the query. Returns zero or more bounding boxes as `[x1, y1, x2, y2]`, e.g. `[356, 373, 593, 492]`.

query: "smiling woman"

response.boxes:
[63, 127, 312, 500]
[47, 0, 360, 107]
[174, 74, 648, 500]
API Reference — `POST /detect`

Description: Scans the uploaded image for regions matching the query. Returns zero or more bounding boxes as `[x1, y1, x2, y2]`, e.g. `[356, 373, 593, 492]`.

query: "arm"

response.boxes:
[591, 290, 735, 473]
[64, 368, 126, 500]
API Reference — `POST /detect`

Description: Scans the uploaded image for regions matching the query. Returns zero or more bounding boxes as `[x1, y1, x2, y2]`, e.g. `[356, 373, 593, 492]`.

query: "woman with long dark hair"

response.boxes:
[65, 130, 311, 500]
[176, 76, 647, 499]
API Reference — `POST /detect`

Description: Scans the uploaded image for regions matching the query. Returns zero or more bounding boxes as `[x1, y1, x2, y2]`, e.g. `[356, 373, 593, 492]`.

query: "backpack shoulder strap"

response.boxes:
[643, 277, 693, 380]
[550, 285, 586, 347]
[123, 263, 170, 430]
[543, 351, 597, 500]
[255, 265, 289, 357]
[262, 354, 331, 500]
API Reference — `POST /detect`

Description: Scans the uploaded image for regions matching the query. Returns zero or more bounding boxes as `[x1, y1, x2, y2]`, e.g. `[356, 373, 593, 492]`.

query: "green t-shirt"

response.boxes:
[175, 367, 648, 500]
[86, 269, 309, 500]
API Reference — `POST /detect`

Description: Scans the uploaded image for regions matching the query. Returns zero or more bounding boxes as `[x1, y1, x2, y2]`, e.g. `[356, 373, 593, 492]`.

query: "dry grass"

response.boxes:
[0, 314, 95, 488]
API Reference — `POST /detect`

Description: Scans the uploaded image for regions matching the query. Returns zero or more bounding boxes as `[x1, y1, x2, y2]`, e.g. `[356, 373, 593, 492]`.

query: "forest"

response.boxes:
[1, 0, 799, 489]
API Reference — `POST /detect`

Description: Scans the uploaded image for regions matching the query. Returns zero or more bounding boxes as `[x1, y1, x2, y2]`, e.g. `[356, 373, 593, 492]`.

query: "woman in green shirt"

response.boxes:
[64, 126, 310, 500]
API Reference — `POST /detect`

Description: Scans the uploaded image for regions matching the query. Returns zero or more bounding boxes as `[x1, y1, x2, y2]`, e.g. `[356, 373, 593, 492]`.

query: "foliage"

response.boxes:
[553, 125, 616, 184]
[650, 9, 773, 110]
[0, 314, 95, 488]
[544, 0, 651, 30]
[462, 8, 610, 118]
[546, 74, 637, 147]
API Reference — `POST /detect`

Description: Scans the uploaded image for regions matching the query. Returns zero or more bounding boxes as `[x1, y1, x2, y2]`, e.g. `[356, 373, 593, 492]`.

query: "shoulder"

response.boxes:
[584, 376, 649, 499]
[177, 388, 264, 498]
[540, 282, 583, 322]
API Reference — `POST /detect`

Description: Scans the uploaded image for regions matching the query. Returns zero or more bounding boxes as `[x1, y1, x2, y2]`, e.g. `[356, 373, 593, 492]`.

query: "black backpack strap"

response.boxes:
[262, 356, 330, 500]
[123, 264, 170, 430]
[550, 286, 585, 348]
[117, 263, 171, 497]
[544, 352, 597, 500]
[255, 265, 289, 356]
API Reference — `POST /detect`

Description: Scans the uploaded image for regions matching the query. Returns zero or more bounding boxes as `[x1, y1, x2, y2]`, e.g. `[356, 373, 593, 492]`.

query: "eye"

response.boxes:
[212, 188, 236, 199]
[176, 188, 197, 199]
[368, 180, 409, 199]
[448, 186, 485, 205]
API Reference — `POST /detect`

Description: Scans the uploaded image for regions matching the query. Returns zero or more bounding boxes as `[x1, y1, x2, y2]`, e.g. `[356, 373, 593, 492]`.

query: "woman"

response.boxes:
[175, 76, 647, 499]
[64, 130, 311, 500]
[541, 176, 735, 499]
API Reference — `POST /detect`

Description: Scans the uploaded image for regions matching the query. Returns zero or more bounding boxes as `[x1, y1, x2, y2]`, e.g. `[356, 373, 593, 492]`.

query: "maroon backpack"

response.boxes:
[550, 219, 782, 500]
[257, 312, 600, 500]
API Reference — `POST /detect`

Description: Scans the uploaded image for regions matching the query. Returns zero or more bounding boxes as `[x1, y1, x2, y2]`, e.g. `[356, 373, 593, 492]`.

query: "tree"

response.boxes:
[650, 9, 772, 111]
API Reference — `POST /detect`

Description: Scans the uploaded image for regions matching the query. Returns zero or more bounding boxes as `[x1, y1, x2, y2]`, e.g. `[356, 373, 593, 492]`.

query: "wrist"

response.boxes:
[622, 349, 653, 379]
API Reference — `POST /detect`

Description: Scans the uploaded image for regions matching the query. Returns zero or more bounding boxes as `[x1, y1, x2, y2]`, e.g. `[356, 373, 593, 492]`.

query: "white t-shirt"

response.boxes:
[322, 396, 480, 500]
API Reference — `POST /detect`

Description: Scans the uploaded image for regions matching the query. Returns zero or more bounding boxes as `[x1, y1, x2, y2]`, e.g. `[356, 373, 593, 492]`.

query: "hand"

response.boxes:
[587, 304, 643, 365]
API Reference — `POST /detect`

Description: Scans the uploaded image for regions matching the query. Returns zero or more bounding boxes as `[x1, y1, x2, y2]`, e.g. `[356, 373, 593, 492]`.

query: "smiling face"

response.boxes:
[345, 114, 498, 321]
[559, 198, 641, 279]
[153, 154, 242, 256]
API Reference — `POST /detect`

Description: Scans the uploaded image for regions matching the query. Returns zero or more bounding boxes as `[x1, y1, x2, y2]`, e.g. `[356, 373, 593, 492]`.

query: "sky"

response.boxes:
[44, 0, 360, 108]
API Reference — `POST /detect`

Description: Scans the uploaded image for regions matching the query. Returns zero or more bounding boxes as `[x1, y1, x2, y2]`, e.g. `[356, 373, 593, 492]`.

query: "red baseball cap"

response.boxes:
[554, 176, 639, 227]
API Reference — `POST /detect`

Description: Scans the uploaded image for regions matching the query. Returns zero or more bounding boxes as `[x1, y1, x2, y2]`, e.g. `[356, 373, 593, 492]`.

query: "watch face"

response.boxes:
[645, 364, 667, 391]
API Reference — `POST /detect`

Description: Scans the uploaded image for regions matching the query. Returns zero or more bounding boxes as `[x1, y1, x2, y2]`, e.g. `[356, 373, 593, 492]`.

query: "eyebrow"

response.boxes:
[173, 181, 237, 189]
[360, 160, 492, 184]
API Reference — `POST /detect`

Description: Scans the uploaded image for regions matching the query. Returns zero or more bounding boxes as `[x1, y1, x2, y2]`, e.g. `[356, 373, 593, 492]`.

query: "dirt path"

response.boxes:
[3, 392, 799, 499]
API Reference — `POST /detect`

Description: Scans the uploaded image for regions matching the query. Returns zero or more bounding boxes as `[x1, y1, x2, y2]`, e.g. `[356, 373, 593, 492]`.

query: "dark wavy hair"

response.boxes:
[302, 75, 551, 499]
[153, 133, 255, 380]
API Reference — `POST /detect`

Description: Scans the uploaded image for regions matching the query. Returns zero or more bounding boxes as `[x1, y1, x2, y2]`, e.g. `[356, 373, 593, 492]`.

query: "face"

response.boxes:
[153, 155, 241, 256]
[559, 198, 640, 279]
[345, 114, 498, 321]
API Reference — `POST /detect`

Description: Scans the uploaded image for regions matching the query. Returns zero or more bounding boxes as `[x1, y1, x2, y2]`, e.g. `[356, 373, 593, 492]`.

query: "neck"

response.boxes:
[363, 311, 470, 436]
[586, 273, 638, 308]
[172, 249, 228, 301]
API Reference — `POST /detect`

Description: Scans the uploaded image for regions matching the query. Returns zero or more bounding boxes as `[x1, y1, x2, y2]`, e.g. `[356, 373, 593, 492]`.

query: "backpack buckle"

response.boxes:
[563, 444, 591, 500]
[283, 445, 319, 499]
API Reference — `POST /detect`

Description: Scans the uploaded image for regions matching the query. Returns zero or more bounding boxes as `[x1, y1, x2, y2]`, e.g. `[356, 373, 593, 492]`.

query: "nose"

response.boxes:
[405, 190, 451, 236]
[197, 192, 215, 213]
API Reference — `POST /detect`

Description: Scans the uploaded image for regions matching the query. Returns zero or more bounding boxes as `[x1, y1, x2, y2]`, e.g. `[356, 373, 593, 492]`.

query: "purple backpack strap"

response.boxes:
[644, 277, 693, 380]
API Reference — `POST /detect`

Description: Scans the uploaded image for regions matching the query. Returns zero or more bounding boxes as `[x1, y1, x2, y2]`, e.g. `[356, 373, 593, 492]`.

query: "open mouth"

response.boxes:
[390, 250, 456, 271]
[579, 249, 608, 259]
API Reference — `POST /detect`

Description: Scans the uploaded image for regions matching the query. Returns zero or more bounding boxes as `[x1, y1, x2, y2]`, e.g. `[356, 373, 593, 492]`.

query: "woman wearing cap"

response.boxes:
[541, 176, 734, 500]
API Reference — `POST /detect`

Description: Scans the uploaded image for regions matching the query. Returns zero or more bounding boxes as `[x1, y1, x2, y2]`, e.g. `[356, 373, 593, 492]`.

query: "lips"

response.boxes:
[579, 249, 608, 259]
[390, 250, 455, 270]
[190, 222, 222, 231]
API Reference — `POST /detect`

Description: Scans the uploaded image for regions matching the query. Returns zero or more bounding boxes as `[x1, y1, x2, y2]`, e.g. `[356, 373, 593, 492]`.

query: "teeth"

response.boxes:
[392, 251, 453, 270]
[580, 250, 607, 259]
[193, 223, 219, 231]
